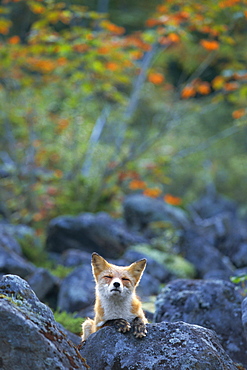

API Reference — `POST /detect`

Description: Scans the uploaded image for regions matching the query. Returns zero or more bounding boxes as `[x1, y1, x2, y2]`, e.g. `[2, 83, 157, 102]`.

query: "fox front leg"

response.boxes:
[103, 318, 131, 333]
[132, 317, 147, 338]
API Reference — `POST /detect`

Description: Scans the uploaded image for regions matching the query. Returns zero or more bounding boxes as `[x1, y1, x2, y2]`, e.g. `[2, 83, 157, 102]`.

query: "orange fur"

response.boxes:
[81, 253, 147, 341]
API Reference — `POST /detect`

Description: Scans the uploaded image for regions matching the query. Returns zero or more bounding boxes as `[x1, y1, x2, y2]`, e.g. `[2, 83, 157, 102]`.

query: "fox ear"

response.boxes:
[128, 258, 146, 285]
[91, 252, 109, 279]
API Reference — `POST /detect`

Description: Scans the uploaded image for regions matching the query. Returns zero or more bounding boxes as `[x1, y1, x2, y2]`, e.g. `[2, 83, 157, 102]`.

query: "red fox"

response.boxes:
[81, 252, 148, 341]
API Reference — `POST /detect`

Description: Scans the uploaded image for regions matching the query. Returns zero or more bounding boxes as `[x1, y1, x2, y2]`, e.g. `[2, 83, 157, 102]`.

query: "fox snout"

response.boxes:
[109, 278, 123, 294]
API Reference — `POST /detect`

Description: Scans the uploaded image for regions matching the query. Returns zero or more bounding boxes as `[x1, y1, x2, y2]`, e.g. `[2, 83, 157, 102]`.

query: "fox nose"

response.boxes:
[113, 282, 120, 288]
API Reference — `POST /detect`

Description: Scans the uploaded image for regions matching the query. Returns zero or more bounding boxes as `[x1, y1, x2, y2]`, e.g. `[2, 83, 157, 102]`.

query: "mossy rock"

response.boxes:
[133, 244, 195, 279]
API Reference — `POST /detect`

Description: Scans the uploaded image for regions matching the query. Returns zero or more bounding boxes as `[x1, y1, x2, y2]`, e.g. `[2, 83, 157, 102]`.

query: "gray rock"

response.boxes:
[0, 274, 88, 370]
[136, 272, 161, 298]
[203, 268, 234, 281]
[0, 225, 22, 254]
[189, 186, 237, 220]
[188, 188, 247, 270]
[0, 223, 39, 250]
[234, 268, 247, 295]
[56, 321, 81, 346]
[154, 279, 247, 366]
[212, 217, 247, 266]
[232, 243, 247, 268]
[242, 296, 247, 341]
[80, 321, 238, 370]
[59, 249, 92, 267]
[46, 212, 146, 258]
[27, 268, 59, 301]
[57, 264, 95, 313]
[0, 245, 36, 278]
[179, 229, 234, 279]
[0, 223, 40, 278]
[120, 249, 171, 284]
[123, 194, 189, 232]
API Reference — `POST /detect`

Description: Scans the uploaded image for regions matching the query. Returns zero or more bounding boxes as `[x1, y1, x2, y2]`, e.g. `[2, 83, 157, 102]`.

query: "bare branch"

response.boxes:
[115, 43, 162, 150]
[172, 125, 240, 161]
[81, 106, 110, 176]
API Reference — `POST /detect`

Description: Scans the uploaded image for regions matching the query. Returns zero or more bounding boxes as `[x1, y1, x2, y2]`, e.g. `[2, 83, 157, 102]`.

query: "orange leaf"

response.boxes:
[181, 85, 196, 99]
[157, 5, 167, 12]
[131, 51, 143, 60]
[57, 118, 70, 131]
[85, 33, 94, 41]
[105, 62, 119, 71]
[57, 57, 67, 66]
[8, 35, 20, 44]
[0, 19, 12, 35]
[3, 0, 22, 3]
[171, 11, 189, 25]
[200, 39, 220, 51]
[143, 188, 162, 198]
[219, 0, 240, 8]
[146, 18, 159, 28]
[102, 21, 125, 35]
[27, 58, 56, 73]
[164, 194, 182, 206]
[73, 44, 89, 53]
[168, 33, 180, 43]
[197, 81, 211, 95]
[233, 72, 247, 81]
[224, 81, 239, 91]
[124, 35, 151, 51]
[232, 109, 246, 119]
[201, 26, 219, 37]
[148, 72, 164, 85]
[159, 36, 171, 45]
[129, 180, 147, 190]
[30, 3, 45, 14]
[98, 47, 111, 55]
[112, 24, 125, 35]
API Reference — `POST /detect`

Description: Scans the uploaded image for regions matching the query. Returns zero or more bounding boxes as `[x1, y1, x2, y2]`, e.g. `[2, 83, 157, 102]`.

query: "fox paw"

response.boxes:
[104, 318, 131, 333]
[132, 317, 147, 338]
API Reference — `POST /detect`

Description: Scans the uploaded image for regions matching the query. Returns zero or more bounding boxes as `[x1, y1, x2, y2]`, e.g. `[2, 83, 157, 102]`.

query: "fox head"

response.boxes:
[91, 252, 146, 298]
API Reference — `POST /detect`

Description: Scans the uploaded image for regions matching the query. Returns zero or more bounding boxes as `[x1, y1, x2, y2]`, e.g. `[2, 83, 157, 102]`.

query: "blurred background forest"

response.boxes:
[0, 0, 247, 235]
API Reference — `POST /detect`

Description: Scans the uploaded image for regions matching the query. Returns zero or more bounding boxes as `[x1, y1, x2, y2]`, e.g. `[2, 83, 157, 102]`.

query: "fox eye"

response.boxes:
[104, 276, 112, 279]
[122, 278, 130, 282]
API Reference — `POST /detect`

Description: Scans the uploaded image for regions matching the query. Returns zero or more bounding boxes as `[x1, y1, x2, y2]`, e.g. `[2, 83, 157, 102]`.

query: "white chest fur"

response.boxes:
[97, 286, 136, 326]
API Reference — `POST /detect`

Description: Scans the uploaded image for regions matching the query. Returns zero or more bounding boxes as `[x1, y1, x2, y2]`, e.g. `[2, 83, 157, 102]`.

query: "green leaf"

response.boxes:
[230, 275, 247, 284]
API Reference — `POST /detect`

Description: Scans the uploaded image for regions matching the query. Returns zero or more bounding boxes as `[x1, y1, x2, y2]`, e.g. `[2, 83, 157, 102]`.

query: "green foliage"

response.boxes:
[21, 242, 73, 278]
[18, 229, 73, 278]
[230, 274, 247, 296]
[47, 264, 74, 279]
[133, 227, 196, 280]
[142, 296, 156, 315]
[0, 0, 247, 231]
[21, 242, 48, 267]
[230, 275, 247, 285]
[53, 310, 83, 335]
[134, 240, 196, 279]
